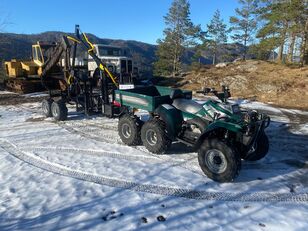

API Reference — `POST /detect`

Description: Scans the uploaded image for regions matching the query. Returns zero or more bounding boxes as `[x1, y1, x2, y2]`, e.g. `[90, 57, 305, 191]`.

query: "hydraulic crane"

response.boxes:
[41, 25, 133, 120]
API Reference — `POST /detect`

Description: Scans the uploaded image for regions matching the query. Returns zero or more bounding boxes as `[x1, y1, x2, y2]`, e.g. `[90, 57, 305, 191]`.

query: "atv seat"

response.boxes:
[172, 98, 203, 114]
[170, 89, 184, 100]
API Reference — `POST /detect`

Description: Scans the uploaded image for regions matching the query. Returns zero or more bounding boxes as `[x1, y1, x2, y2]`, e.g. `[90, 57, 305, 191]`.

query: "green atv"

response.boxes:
[115, 85, 270, 182]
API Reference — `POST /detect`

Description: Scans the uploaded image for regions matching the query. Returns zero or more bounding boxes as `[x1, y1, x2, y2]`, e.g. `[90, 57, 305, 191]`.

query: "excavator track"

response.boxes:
[5, 79, 45, 94]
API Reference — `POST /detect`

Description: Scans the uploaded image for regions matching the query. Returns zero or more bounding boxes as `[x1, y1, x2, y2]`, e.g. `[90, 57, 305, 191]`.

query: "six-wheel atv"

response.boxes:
[115, 86, 270, 182]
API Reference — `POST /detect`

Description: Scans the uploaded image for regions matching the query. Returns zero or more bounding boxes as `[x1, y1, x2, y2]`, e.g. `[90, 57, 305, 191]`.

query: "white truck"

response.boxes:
[88, 44, 139, 82]
[61, 44, 139, 83]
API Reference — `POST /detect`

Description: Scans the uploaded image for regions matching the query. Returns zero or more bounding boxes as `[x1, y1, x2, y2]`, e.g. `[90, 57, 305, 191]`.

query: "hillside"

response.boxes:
[159, 60, 308, 110]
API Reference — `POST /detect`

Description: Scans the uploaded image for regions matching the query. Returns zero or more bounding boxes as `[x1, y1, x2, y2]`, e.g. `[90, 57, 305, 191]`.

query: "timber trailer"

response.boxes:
[40, 25, 271, 183]
[41, 25, 136, 119]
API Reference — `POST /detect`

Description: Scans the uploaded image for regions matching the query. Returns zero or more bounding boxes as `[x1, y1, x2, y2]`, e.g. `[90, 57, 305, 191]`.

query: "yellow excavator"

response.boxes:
[4, 41, 60, 93]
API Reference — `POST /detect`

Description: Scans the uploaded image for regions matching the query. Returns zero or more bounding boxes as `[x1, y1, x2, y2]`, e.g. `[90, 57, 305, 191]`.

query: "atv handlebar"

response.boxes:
[196, 86, 231, 103]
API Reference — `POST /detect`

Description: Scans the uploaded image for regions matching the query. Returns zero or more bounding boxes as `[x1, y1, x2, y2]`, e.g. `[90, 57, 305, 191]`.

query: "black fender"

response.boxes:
[194, 126, 229, 149]
[154, 104, 183, 139]
[194, 119, 243, 149]
[186, 117, 209, 134]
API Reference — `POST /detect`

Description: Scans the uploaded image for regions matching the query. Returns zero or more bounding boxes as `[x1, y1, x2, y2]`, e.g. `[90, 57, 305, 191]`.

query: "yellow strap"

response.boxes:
[99, 64, 118, 87]
[66, 36, 81, 43]
[67, 75, 74, 85]
[82, 33, 95, 53]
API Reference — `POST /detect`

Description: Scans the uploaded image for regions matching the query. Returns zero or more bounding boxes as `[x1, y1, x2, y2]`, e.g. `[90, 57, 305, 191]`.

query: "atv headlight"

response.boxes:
[243, 113, 251, 123]
[243, 110, 258, 123]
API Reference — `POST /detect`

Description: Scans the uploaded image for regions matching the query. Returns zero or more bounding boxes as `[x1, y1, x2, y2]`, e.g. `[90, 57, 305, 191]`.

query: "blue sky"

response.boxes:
[0, 0, 239, 44]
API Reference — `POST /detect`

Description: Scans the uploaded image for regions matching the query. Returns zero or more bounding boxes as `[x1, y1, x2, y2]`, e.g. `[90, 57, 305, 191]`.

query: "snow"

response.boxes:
[0, 98, 308, 230]
[23, 92, 49, 98]
[0, 91, 18, 95]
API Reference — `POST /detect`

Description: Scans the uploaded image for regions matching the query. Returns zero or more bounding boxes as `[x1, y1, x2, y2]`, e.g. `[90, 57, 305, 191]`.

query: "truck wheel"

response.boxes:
[244, 132, 269, 161]
[198, 139, 241, 182]
[118, 114, 142, 146]
[42, 99, 53, 117]
[51, 100, 68, 121]
[141, 118, 171, 154]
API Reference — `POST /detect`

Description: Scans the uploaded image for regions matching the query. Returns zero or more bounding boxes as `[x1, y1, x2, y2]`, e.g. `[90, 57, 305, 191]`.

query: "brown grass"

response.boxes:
[159, 60, 308, 110]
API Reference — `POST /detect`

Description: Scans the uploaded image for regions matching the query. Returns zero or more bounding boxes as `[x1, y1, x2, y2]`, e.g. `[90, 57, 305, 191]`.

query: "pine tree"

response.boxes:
[206, 10, 229, 64]
[256, 0, 307, 64]
[230, 0, 259, 60]
[154, 0, 201, 76]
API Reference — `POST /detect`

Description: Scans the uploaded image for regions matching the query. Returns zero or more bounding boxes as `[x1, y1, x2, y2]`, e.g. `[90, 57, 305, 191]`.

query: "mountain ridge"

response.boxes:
[0, 31, 157, 76]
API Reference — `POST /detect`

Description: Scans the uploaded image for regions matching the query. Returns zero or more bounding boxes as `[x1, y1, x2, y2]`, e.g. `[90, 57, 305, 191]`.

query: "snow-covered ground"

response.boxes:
[0, 96, 308, 230]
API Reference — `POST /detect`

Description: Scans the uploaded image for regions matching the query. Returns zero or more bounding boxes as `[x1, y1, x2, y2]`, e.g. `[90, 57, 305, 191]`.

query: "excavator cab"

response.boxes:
[19, 42, 57, 77]
[32, 42, 57, 67]
[32, 44, 44, 65]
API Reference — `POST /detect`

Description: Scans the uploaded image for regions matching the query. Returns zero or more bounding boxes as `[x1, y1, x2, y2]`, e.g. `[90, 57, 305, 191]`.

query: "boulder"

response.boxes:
[215, 62, 229, 68]
[222, 75, 249, 90]
[255, 83, 279, 93]
[236, 63, 258, 72]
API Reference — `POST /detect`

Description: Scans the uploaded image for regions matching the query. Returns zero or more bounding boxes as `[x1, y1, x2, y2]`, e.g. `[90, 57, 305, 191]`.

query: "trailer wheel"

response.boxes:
[118, 114, 142, 146]
[141, 118, 171, 154]
[42, 99, 53, 117]
[51, 100, 68, 121]
[244, 132, 269, 161]
[198, 139, 241, 182]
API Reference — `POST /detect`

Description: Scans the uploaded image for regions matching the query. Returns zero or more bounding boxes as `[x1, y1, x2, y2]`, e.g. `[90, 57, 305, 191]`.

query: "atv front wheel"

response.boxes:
[198, 139, 241, 182]
[118, 114, 142, 146]
[51, 100, 68, 121]
[244, 132, 269, 161]
[141, 118, 171, 154]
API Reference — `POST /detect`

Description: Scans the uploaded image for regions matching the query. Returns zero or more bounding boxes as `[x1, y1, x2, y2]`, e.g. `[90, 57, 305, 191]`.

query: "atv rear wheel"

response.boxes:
[42, 99, 53, 117]
[51, 100, 68, 121]
[244, 132, 269, 161]
[141, 118, 171, 154]
[118, 114, 142, 146]
[198, 139, 241, 182]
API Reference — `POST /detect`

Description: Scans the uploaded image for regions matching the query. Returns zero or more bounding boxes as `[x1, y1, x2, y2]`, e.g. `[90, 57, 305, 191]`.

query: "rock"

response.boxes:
[255, 83, 279, 93]
[237, 63, 258, 72]
[233, 58, 243, 63]
[216, 62, 229, 68]
[157, 215, 166, 222]
[141, 217, 148, 223]
[101, 210, 121, 221]
[259, 223, 266, 227]
[222, 75, 249, 90]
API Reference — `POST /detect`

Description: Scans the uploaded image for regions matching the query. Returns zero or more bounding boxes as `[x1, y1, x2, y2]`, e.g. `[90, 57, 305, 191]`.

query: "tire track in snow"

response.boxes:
[23, 146, 162, 163]
[1, 139, 308, 203]
[2, 103, 203, 176]
[58, 122, 203, 175]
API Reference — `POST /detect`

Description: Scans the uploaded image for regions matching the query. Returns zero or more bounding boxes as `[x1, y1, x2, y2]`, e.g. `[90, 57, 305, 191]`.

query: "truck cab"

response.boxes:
[88, 44, 139, 83]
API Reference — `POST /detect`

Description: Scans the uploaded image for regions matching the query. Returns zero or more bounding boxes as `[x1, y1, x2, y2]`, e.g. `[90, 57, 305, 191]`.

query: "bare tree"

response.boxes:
[0, 12, 11, 32]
